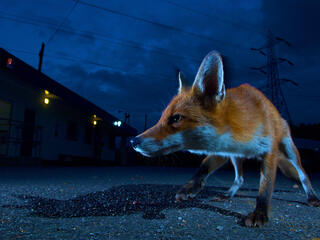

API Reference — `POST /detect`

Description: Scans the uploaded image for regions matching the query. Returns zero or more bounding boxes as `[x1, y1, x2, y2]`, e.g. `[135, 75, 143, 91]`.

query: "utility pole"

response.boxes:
[124, 112, 130, 124]
[251, 30, 297, 124]
[38, 42, 45, 72]
[118, 110, 130, 124]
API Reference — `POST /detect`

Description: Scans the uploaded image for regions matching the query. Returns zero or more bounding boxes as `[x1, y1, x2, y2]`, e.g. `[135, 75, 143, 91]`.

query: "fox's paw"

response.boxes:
[244, 210, 268, 228]
[308, 197, 320, 207]
[175, 180, 204, 202]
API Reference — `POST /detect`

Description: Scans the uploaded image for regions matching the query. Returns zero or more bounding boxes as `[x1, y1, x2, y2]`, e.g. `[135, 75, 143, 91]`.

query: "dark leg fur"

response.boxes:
[175, 155, 228, 201]
[245, 152, 277, 227]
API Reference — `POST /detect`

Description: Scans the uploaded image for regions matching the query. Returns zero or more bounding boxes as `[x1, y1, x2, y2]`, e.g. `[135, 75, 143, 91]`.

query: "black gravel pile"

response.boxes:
[3, 184, 295, 225]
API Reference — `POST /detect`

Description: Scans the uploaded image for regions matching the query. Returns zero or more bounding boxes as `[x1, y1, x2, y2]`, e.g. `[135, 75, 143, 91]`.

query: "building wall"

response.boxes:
[0, 68, 115, 162]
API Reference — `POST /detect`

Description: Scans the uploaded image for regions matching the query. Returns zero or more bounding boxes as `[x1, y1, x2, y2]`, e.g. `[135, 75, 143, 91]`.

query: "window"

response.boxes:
[115, 137, 122, 150]
[0, 100, 11, 156]
[84, 122, 93, 144]
[109, 135, 115, 150]
[6, 58, 13, 69]
[54, 123, 59, 137]
[66, 121, 78, 141]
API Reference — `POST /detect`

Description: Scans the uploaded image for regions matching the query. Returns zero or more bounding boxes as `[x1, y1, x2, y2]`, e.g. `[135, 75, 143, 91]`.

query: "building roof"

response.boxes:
[0, 48, 137, 136]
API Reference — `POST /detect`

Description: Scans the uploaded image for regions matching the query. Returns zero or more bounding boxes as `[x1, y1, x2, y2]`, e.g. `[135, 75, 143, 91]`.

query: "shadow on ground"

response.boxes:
[2, 184, 302, 224]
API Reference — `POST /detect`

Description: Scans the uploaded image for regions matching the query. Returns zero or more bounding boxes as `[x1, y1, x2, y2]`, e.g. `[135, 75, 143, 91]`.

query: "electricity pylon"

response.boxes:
[251, 30, 298, 124]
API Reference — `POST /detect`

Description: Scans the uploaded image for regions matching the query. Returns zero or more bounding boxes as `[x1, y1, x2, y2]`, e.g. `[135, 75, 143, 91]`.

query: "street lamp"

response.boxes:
[113, 120, 122, 127]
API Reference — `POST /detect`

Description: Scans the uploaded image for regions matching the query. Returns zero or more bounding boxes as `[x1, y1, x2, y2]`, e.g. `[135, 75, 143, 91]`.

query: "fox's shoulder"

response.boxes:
[225, 83, 270, 106]
[227, 83, 264, 96]
[223, 83, 284, 138]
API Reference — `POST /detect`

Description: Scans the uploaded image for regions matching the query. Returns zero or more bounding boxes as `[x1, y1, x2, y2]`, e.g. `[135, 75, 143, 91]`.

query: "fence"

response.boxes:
[0, 118, 42, 158]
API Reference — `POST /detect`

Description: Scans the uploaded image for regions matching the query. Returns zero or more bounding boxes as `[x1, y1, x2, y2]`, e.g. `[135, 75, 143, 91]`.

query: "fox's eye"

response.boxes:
[168, 114, 184, 125]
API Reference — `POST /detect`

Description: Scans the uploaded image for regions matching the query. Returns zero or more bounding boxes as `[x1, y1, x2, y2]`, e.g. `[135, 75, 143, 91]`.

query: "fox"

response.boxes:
[130, 50, 320, 227]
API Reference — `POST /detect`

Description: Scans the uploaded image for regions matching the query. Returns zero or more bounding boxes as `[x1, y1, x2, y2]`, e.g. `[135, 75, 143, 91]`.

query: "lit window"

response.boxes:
[93, 120, 97, 126]
[45, 90, 50, 95]
[44, 98, 49, 104]
[6, 58, 13, 68]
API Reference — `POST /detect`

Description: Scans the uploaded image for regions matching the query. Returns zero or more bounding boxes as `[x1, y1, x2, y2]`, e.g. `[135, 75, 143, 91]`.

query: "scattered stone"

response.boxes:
[216, 226, 224, 231]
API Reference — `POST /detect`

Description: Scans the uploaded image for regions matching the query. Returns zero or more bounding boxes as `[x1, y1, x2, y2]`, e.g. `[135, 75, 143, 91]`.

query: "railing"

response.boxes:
[0, 118, 42, 157]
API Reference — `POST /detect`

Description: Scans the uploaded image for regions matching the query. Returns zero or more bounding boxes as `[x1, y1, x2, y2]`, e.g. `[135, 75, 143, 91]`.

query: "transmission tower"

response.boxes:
[251, 30, 298, 124]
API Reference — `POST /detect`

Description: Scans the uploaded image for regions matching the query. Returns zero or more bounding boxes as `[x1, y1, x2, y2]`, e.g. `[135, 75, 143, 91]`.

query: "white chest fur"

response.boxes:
[184, 125, 272, 158]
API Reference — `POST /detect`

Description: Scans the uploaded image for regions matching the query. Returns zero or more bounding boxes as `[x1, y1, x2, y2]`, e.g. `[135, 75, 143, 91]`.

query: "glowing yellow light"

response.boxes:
[93, 114, 96, 118]
[45, 90, 50, 95]
[93, 120, 97, 126]
[44, 98, 49, 104]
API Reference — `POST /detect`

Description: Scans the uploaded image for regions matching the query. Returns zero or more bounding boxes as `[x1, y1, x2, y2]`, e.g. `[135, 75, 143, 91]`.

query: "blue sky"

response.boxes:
[1, 0, 319, 131]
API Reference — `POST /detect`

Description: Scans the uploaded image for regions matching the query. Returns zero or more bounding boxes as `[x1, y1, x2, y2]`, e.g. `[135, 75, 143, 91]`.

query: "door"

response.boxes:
[93, 125, 103, 160]
[20, 109, 35, 157]
[0, 100, 12, 156]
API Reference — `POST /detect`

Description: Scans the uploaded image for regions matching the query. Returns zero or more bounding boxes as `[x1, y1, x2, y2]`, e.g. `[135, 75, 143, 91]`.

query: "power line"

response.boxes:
[76, 0, 251, 52]
[288, 94, 320, 100]
[0, 11, 249, 73]
[4, 47, 174, 81]
[0, 12, 200, 63]
[0, 12, 199, 63]
[0, 14, 54, 29]
[161, 0, 267, 37]
[47, 0, 79, 44]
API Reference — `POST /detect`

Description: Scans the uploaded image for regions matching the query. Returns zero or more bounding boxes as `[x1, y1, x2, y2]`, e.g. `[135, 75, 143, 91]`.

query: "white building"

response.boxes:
[0, 48, 137, 165]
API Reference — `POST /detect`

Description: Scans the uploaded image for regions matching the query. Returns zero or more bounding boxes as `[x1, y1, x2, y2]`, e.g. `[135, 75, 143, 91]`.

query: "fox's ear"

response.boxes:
[192, 51, 225, 102]
[178, 71, 187, 93]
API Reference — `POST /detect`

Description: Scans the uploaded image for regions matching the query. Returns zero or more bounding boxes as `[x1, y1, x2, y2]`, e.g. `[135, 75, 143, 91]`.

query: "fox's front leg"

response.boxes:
[245, 151, 278, 227]
[226, 157, 244, 198]
[175, 155, 228, 201]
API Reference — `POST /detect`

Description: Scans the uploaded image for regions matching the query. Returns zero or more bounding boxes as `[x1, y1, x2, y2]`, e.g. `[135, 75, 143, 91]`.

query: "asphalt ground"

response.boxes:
[0, 166, 320, 240]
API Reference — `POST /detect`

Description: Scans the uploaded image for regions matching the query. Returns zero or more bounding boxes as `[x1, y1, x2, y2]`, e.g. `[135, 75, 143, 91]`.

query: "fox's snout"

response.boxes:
[131, 128, 185, 157]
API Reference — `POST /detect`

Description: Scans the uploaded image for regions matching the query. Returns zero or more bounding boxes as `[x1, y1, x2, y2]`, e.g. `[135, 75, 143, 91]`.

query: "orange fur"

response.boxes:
[141, 83, 288, 145]
[133, 50, 320, 227]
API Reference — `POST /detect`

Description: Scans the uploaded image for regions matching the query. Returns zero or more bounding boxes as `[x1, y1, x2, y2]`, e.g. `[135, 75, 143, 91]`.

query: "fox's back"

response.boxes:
[219, 83, 287, 143]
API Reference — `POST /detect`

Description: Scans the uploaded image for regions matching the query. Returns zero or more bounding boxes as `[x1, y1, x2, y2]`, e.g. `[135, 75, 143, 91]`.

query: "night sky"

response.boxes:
[1, 0, 319, 131]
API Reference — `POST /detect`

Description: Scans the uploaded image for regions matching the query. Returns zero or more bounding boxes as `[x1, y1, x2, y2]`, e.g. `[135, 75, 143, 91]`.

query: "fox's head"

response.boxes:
[131, 51, 227, 157]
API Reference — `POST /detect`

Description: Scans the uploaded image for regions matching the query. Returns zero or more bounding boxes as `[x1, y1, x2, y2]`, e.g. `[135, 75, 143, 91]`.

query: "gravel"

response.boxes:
[0, 166, 320, 239]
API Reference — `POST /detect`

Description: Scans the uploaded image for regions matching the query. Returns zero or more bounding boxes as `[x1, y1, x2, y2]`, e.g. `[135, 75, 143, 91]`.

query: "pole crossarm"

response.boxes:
[250, 31, 295, 124]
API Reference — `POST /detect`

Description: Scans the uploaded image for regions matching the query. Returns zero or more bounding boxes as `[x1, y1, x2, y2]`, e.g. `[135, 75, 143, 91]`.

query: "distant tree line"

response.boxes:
[290, 123, 320, 141]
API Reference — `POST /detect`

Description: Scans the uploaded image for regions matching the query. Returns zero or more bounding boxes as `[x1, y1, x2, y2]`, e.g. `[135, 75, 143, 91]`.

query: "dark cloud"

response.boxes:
[261, 0, 320, 51]
[47, 62, 178, 130]
[1, 0, 319, 130]
[259, 0, 320, 123]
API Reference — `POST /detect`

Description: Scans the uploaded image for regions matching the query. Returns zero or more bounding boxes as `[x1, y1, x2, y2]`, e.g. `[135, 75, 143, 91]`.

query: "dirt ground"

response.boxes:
[0, 166, 320, 240]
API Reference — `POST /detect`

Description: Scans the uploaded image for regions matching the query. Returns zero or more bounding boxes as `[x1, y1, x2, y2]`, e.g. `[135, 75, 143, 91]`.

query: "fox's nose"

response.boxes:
[130, 137, 142, 148]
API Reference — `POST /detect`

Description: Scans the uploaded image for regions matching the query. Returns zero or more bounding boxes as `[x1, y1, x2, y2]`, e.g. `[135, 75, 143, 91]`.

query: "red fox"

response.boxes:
[131, 50, 320, 227]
